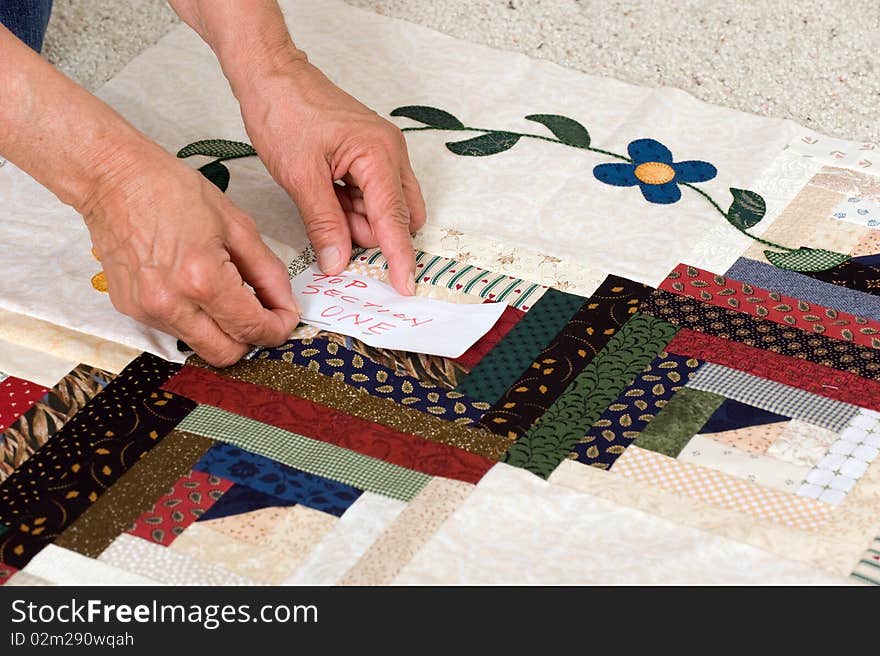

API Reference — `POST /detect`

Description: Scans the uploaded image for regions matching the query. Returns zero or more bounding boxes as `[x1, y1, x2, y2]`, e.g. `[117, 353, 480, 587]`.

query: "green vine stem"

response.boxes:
[401, 124, 794, 253]
[401, 125, 630, 161]
[680, 183, 793, 252]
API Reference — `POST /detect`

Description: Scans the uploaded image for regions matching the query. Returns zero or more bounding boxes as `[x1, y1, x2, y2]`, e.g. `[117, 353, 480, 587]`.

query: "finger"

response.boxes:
[335, 184, 378, 247]
[291, 160, 352, 275]
[224, 213, 301, 323]
[165, 304, 251, 368]
[401, 164, 427, 232]
[340, 175, 366, 215]
[122, 266, 250, 367]
[349, 153, 416, 295]
[194, 257, 297, 347]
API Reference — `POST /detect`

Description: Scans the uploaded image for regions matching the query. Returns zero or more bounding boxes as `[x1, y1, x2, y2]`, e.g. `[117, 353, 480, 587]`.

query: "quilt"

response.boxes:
[1, 0, 879, 585]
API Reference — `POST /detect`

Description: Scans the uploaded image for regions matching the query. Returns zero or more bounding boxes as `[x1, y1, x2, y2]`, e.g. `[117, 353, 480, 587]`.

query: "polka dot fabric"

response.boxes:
[0, 376, 49, 433]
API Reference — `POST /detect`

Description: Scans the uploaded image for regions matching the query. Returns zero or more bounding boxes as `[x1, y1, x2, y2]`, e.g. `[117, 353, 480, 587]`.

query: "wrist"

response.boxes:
[217, 31, 310, 102]
[74, 126, 167, 219]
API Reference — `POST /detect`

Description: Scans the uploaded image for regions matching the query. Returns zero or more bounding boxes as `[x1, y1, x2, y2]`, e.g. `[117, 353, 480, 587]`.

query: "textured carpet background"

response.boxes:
[42, 0, 878, 141]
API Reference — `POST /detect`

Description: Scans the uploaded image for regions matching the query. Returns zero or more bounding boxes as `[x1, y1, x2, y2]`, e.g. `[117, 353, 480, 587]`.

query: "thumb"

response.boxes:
[292, 163, 352, 274]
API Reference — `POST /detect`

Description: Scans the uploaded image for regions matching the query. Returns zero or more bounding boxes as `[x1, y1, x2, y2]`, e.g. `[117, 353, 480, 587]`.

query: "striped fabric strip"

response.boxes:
[726, 257, 880, 322]
[180, 360, 511, 461]
[661, 263, 880, 349]
[503, 313, 680, 478]
[850, 535, 880, 585]
[52, 430, 215, 557]
[355, 247, 547, 310]
[611, 445, 834, 531]
[642, 288, 880, 379]
[0, 354, 192, 569]
[667, 329, 880, 412]
[193, 442, 363, 517]
[164, 366, 494, 484]
[476, 274, 651, 439]
[177, 405, 431, 502]
[571, 351, 703, 469]
[251, 338, 489, 424]
[686, 363, 860, 432]
[453, 305, 525, 370]
[455, 288, 587, 404]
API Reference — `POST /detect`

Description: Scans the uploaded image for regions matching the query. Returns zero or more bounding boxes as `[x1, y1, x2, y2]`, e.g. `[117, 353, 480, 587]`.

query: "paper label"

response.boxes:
[291, 264, 506, 358]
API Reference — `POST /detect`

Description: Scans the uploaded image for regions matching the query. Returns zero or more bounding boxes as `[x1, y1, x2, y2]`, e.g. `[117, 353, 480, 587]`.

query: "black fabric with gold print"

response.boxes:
[476, 275, 652, 439]
[0, 353, 195, 569]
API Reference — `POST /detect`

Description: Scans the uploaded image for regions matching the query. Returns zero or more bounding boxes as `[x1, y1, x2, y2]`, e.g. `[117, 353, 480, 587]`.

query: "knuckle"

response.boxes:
[202, 347, 244, 369]
[380, 122, 406, 149]
[227, 211, 259, 236]
[225, 321, 266, 346]
[179, 259, 218, 301]
[140, 287, 176, 321]
[385, 198, 410, 227]
[304, 210, 344, 239]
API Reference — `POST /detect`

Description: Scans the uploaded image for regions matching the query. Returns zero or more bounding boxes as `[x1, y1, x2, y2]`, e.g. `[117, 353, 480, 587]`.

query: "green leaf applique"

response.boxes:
[763, 247, 850, 272]
[727, 188, 766, 230]
[390, 106, 465, 129]
[198, 160, 230, 192]
[446, 132, 520, 157]
[525, 114, 591, 147]
[177, 139, 256, 160]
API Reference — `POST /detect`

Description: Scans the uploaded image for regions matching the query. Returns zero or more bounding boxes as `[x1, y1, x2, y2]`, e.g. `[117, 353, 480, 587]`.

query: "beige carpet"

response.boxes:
[42, 0, 879, 141]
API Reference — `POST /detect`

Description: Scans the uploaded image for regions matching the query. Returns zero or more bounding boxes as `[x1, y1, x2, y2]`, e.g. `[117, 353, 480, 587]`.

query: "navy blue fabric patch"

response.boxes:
[197, 484, 297, 522]
[253, 338, 487, 424]
[850, 253, 880, 268]
[193, 443, 361, 517]
[571, 351, 703, 469]
[699, 397, 789, 434]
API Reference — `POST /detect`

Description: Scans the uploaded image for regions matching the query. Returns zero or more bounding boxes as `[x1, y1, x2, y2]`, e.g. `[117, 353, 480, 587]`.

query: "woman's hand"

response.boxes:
[235, 53, 426, 295]
[80, 140, 300, 367]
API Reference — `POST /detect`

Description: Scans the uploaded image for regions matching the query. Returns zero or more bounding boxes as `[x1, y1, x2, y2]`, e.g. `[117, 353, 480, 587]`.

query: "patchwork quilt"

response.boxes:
[1, 0, 879, 584]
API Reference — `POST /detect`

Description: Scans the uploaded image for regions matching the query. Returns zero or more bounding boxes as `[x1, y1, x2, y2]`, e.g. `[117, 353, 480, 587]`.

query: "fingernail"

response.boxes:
[406, 273, 416, 296]
[318, 246, 341, 272]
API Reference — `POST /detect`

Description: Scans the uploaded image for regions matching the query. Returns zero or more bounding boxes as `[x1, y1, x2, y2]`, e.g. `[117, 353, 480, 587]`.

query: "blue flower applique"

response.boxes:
[593, 138, 717, 204]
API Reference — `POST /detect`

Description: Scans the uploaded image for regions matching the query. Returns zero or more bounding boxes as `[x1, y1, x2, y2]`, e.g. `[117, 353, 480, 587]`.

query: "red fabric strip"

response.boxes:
[0, 376, 50, 432]
[666, 328, 880, 410]
[163, 366, 495, 484]
[453, 304, 525, 370]
[128, 469, 233, 547]
[0, 562, 17, 585]
[661, 263, 880, 348]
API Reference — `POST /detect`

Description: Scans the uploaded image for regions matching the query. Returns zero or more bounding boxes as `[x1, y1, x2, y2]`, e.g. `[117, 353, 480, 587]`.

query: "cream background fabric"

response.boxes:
[0, 336, 76, 387]
[22, 544, 161, 586]
[394, 464, 848, 584]
[282, 492, 406, 585]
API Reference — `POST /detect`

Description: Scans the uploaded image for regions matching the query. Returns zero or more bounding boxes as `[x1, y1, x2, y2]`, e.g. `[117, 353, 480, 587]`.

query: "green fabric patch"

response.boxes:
[177, 405, 430, 501]
[503, 313, 679, 478]
[197, 160, 230, 192]
[764, 247, 850, 272]
[455, 288, 586, 404]
[176, 139, 256, 160]
[0, 523, 6, 538]
[634, 387, 724, 457]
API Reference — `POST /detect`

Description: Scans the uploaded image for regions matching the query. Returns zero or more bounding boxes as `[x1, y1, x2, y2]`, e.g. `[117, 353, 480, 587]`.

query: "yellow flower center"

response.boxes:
[91, 271, 108, 293]
[634, 161, 675, 185]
